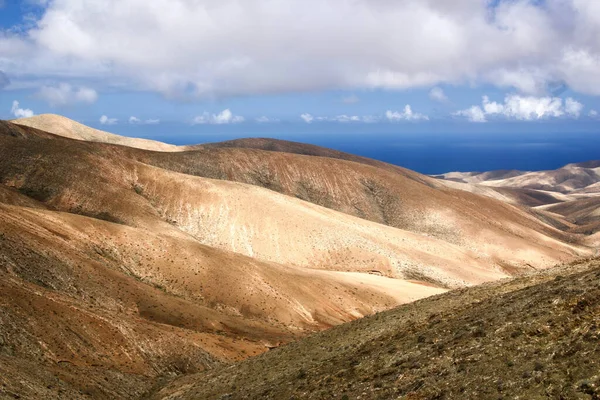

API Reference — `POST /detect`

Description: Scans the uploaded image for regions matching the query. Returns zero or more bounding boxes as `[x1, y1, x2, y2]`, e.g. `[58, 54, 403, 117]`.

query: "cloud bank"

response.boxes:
[2, 0, 600, 98]
[300, 106, 427, 123]
[455, 95, 584, 122]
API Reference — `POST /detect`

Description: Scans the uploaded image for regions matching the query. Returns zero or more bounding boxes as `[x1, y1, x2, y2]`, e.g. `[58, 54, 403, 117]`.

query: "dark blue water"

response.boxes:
[118, 123, 600, 175]
[308, 133, 600, 174]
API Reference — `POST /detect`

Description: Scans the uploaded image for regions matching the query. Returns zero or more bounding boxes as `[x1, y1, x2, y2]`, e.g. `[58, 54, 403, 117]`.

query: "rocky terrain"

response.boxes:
[0, 114, 598, 399]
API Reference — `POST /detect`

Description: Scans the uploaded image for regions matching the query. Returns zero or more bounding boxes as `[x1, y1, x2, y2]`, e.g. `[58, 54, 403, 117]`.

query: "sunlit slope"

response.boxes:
[13, 114, 184, 152]
[0, 123, 585, 288]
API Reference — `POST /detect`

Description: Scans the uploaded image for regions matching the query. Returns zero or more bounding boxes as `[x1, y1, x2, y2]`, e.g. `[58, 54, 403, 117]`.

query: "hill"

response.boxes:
[0, 116, 596, 398]
[12, 114, 184, 152]
[153, 258, 600, 400]
[437, 162, 600, 197]
[436, 162, 600, 236]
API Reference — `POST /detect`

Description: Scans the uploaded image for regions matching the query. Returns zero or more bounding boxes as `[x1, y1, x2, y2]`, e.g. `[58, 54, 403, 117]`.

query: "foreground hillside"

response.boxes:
[154, 258, 600, 400]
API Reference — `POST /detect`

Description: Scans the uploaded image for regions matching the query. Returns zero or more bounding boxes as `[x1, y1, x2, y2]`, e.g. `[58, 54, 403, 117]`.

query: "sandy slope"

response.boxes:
[13, 114, 184, 152]
[0, 191, 445, 397]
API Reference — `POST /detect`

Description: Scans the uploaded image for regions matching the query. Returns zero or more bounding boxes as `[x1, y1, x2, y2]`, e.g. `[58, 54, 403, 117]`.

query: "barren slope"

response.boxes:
[0, 118, 594, 398]
[543, 196, 600, 234]
[0, 122, 586, 281]
[0, 183, 449, 398]
[154, 258, 600, 400]
[12, 114, 184, 152]
[0, 123, 454, 398]
[438, 161, 600, 198]
[138, 146, 586, 270]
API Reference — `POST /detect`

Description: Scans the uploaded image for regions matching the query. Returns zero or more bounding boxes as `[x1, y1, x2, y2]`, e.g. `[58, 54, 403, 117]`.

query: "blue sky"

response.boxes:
[1, 0, 600, 142]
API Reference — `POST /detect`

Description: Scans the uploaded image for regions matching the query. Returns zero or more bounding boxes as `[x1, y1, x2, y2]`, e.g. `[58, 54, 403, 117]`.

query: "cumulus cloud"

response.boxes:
[341, 94, 360, 104]
[300, 113, 314, 124]
[454, 106, 487, 123]
[10, 100, 34, 118]
[0, 71, 9, 89]
[590, 110, 598, 118]
[386, 105, 429, 122]
[455, 95, 585, 122]
[99, 115, 117, 125]
[193, 109, 244, 125]
[36, 83, 98, 106]
[429, 87, 448, 103]
[129, 116, 160, 124]
[3, 0, 600, 98]
[565, 98, 584, 118]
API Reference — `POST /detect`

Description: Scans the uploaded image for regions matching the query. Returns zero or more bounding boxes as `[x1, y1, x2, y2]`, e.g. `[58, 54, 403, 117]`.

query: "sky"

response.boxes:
[1, 0, 600, 172]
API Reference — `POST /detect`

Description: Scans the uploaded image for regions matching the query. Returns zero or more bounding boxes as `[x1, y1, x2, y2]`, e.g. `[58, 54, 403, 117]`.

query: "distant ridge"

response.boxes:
[12, 114, 184, 152]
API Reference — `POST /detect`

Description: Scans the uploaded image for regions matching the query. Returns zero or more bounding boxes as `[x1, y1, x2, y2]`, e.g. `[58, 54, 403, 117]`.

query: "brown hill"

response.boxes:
[153, 258, 600, 400]
[436, 162, 600, 238]
[438, 162, 600, 197]
[0, 117, 595, 398]
[543, 196, 600, 234]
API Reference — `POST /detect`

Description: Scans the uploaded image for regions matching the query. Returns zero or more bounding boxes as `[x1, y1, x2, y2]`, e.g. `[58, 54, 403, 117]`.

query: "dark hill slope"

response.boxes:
[154, 258, 600, 400]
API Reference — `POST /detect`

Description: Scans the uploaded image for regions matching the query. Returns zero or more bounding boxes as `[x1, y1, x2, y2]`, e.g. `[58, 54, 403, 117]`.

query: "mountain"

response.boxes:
[0, 115, 597, 398]
[152, 258, 600, 400]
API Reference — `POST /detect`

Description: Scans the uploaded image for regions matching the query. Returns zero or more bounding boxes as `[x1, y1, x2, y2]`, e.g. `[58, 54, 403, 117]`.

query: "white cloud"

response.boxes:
[590, 110, 598, 118]
[300, 113, 314, 124]
[255, 116, 279, 123]
[99, 115, 117, 125]
[302, 114, 381, 123]
[454, 106, 487, 123]
[128, 116, 159, 124]
[4, 1, 600, 97]
[565, 98, 584, 118]
[331, 115, 361, 123]
[341, 94, 360, 104]
[429, 87, 447, 102]
[36, 83, 97, 106]
[193, 109, 244, 125]
[10, 100, 34, 118]
[456, 95, 584, 122]
[386, 105, 429, 122]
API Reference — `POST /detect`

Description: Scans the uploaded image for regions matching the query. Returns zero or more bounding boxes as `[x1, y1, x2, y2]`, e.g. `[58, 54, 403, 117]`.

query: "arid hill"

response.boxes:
[437, 161, 600, 197]
[0, 115, 597, 398]
[153, 258, 600, 400]
[437, 161, 600, 236]
[12, 114, 184, 152]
